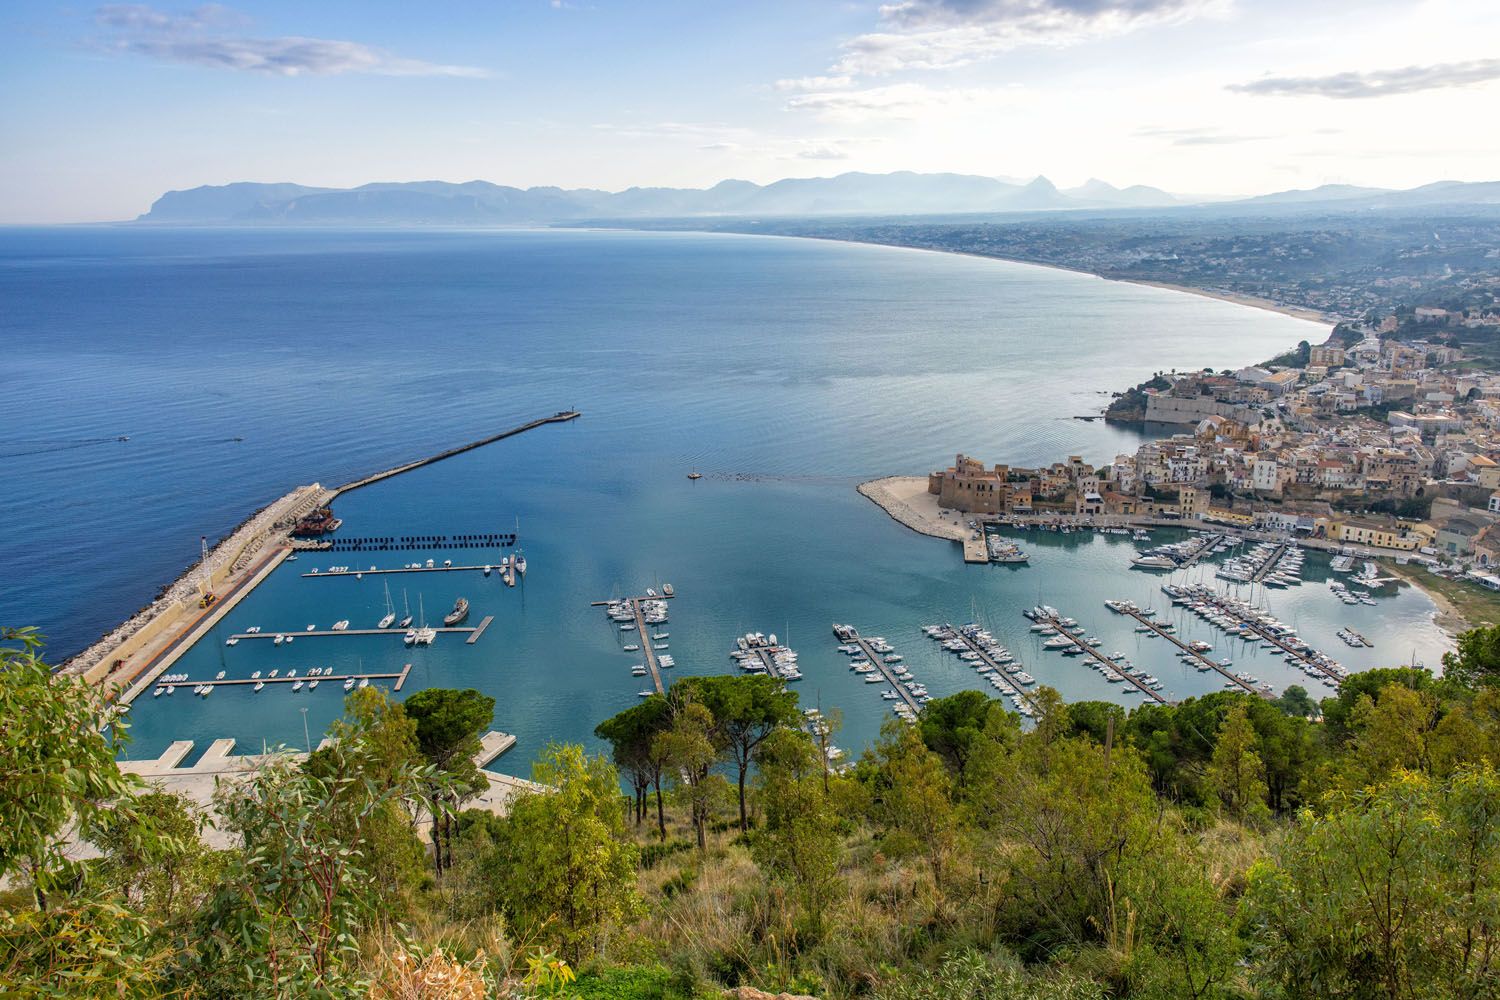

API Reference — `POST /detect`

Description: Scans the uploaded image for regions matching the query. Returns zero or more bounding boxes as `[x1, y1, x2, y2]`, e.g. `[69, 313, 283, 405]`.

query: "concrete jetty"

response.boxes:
[79, 410, 579, 709]
[330, 411, 580, 499]
[112, 729, 525, 850]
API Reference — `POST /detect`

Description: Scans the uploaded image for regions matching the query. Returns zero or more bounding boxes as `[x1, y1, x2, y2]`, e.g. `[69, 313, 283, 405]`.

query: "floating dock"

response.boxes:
[593, 591, 677, 696]
[1035, 609, 1171, 704]
[1177, 532, 1227, 569]
[1109, 604, 1262, 697]
[148, 664, 411, 694]
[466, 616, 493, 645]
[227, 626, 476, 641]
[941, 626, 1041, 715]
[837, 625, 921, 714]
[302, 564, 509, 578]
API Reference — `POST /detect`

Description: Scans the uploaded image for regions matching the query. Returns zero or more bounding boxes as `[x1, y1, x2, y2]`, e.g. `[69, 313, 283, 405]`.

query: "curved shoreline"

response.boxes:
[602, 225, 1336, 328]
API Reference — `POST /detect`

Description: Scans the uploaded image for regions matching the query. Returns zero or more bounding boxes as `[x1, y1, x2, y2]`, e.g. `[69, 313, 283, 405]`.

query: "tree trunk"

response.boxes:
[737, 765, 749, 832]
[654, 776, 666, 841]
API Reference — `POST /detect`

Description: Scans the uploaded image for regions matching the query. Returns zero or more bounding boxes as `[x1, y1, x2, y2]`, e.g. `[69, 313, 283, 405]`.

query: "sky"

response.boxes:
[2, 0, 1498, 222]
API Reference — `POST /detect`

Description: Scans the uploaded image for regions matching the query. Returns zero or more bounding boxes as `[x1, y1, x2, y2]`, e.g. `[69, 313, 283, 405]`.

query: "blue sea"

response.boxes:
[0, 227, 1452, 769]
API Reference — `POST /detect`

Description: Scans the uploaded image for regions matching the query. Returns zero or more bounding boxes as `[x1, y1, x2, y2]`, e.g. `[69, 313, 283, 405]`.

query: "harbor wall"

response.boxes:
[1144, 395, 1263, 426]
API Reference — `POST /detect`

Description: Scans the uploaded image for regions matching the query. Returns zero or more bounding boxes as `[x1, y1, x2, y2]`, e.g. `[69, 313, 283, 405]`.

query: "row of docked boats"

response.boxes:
[984, 534, 1030, 563]
[731, 632, 802, 681]
[1131, 531, 1224, 571]
[1161, 584, 1345, 688]
[1215, 541, 1304, 587]
[833, 625, 926, 718]
[1329, 580, 1378, 606]
[923, 623, 1036, 717]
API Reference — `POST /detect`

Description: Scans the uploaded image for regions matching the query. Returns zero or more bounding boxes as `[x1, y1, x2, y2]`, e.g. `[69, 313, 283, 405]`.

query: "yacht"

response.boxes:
[308, 679, 319, 690]
[253, 681, 265, 692]
[225, 637, 238, 647]
[358, 678, 369, 688]
[398, 589, 413, 629]
[273, 634, 284, 646]
[403, 629, 417, 646]
[332, 620, 350, 631]
[343, 677, 356, 691]
[623, 643, 640, 652]
[215, 670, 226, 680]
[443, 597, 470, 627]
[292, 680, 304, 691]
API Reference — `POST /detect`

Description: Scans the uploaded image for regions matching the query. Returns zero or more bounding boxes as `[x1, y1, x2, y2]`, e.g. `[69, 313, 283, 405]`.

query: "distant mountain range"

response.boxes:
[135, 173, 1500, 226]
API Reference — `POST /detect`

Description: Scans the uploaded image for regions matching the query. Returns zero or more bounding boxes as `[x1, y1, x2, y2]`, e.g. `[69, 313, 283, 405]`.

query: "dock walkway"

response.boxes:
[839, 626, 921, 714]
[1113, 605, 1263, 697]
[593, 591, 677, 696]
[1250, 542, 1290, 583]
[945, 627, 1041, 714]
[1035, 611, 1170, 704]
[1187, 592, 1344, 687]
[1178, 532, 1227, 569]
[228, 626, 475, 641]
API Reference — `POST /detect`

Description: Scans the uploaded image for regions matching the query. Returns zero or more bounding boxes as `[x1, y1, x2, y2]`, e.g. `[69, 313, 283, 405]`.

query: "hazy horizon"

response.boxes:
[3, 0, 1499, 223]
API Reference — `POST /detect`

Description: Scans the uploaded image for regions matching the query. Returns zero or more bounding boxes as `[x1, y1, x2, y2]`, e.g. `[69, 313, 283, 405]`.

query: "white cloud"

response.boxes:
[784, 82, 1021, 122]
[93, 3, 488, 77]
[834, 0, 1224, 76]
[773, 75, 853, 92]
[1229, 58, 1500, 99]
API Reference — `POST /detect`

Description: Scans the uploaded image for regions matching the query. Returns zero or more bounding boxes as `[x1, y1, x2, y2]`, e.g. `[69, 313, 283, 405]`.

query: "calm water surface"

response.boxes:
[0, 227, 1450, 768]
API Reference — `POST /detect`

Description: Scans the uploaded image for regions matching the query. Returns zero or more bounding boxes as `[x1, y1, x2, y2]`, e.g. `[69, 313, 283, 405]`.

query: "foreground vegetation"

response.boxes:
[2, 623, 1498, 998]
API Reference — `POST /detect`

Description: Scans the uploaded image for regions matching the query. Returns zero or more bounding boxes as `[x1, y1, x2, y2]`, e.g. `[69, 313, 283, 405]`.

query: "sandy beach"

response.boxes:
[858, 476, 969, 542]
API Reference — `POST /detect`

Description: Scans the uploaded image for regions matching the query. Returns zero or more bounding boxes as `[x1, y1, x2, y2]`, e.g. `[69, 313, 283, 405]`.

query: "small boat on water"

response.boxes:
[273, 634, 284, 646]
[343, 677, 355, 691]
[253, 681, 265, 692]
[443, 597, 469, 627]
[216, 670, 226, 680]
[398, 590, 413, 629]
[623, 643, 640, 652]
[292, 680, 304, 691]
[225, 637, 238, 646]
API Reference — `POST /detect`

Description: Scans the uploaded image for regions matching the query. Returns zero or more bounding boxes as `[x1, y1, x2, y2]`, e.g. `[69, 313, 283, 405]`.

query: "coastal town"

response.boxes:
[867, 312, 1500, 630]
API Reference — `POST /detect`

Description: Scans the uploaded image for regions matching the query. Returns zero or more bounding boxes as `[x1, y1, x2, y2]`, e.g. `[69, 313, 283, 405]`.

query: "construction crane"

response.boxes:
[197, 535, 218, 609]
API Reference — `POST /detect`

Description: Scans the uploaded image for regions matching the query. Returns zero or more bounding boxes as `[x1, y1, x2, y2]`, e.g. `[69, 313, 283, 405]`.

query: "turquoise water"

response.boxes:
[0, 228, 1450, 769]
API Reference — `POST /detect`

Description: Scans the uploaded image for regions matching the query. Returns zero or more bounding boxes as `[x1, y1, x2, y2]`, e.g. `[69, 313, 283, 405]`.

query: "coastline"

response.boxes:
[638, 227, 1337, 329]
[857, 476, 967, 542]
[1384, 560, 1471, 638]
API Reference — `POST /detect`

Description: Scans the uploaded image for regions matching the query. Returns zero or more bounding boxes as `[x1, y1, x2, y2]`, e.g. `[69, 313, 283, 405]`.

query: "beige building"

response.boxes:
[928, 454, 1014, 514]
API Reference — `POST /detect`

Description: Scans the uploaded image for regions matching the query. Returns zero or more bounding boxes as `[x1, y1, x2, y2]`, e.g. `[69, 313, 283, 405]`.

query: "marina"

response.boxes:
[732, 632, 803, 682]
[923, 622, 1041, 716]
[1165, 584, 1348, 689]
[1031, 606, 1171, 704]
[833, 624, 922, 720]
[595, 589, 677, 696]
[1105, 600, 1262, 697]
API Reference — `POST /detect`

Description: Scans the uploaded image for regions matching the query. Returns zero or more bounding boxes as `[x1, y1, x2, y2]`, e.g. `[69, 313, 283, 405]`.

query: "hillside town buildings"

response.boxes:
[932, 333, 1500, 571]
